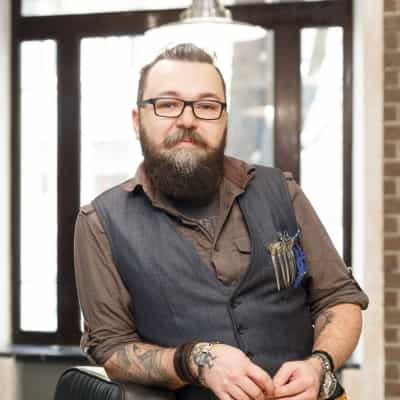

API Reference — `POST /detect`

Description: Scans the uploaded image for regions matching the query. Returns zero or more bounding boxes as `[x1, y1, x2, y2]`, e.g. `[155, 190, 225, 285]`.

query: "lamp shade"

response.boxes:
[144, 0, 266, 49]
[145, 18, 267, 46]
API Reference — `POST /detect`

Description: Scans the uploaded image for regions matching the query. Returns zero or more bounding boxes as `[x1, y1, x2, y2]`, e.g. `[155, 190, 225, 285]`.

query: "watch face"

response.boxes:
[321, 371, 337, 399]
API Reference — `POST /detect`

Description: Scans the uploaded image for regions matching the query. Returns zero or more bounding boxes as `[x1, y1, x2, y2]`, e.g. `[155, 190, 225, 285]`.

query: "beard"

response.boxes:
[139, 121, 227, 204]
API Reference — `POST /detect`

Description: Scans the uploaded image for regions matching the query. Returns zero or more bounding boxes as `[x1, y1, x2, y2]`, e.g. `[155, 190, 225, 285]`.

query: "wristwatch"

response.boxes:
[310, 351, 337, 400]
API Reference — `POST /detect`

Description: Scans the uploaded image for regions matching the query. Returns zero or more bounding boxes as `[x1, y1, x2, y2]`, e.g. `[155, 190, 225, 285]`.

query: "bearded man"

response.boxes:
[74, 43, 368, 400]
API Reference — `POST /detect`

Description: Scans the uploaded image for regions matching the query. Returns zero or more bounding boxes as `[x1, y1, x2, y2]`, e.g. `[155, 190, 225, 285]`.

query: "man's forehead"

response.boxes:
[143, 59, 225, 99]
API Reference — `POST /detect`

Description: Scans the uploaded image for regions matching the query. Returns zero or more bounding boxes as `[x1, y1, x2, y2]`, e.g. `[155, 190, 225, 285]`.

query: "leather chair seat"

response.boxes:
[54, 367, 176, 400]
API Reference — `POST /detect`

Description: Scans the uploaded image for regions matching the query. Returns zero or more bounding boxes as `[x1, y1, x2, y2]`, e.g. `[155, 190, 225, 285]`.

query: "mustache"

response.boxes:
[163, 129, 208, 149]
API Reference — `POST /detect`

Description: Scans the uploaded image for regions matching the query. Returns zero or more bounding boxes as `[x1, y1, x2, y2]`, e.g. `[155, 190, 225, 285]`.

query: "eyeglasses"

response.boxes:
[137, 97, 227, 120]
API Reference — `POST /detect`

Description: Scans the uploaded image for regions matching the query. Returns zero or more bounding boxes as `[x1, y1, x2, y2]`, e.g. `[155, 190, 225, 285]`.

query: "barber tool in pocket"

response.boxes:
[267, 229, 308, 291]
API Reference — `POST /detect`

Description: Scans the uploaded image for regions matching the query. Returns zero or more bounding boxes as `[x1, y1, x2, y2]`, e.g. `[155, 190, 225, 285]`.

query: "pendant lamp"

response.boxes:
[144, 0, 266, 46]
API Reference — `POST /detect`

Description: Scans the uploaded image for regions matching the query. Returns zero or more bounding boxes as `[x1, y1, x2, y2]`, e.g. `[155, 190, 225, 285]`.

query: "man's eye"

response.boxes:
[157, 100, 180, 109]
[196, 102, 218, 111]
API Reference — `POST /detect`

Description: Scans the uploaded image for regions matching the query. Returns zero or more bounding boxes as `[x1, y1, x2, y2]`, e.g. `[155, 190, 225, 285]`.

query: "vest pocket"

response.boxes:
[279, 284, 308, 303]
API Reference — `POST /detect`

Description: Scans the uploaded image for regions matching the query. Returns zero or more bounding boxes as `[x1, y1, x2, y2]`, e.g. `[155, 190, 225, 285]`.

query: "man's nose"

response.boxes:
[176, 104, 198, 128]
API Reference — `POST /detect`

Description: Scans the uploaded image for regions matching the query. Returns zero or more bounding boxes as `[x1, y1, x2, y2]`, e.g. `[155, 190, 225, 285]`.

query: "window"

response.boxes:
[300, 27, 344, 255]
[12, 0, 353, 344]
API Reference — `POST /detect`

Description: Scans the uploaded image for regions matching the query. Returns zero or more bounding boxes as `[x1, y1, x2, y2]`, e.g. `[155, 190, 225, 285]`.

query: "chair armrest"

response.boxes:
[54, 366, 176, 400]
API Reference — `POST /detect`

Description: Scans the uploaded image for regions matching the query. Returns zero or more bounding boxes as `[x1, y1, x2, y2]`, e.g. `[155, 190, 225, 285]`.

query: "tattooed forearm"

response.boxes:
[105, 343, 182, 389]
[314, 309, 334, 340]
[133, 344, 173, 384]
[115, 346, 132, 381]
[311, 304, 362, 371]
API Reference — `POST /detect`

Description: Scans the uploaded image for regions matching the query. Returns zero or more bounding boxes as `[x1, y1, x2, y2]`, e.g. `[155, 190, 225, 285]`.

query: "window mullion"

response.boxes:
[274, 26, 301, 182]
[343, 6, 353, 267]
[57, 35, 81, 344]
[12, 0, 22, 345]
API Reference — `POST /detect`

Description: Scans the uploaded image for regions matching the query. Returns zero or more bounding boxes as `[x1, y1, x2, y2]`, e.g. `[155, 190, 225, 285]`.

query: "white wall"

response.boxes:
[342, 0, 384, 399]
[0, 0, 17, 399]
[0, 0, 11, 348]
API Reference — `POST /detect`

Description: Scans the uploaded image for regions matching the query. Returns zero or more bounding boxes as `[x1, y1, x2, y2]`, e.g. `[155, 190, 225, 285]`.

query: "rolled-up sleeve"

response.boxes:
[74, 204, 141, 365]
[284, 174, 369, 321]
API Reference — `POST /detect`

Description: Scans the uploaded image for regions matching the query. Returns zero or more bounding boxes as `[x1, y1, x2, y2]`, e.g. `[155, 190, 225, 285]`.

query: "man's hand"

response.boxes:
[272, 358, 322, 400]
[191, 343, 274, 400]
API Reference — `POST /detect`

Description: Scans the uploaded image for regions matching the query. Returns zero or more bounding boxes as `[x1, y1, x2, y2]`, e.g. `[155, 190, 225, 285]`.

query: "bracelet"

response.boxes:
[191, 342, 219, 385]
[183, 342, 198, 383]
[173, 342, 198, 384]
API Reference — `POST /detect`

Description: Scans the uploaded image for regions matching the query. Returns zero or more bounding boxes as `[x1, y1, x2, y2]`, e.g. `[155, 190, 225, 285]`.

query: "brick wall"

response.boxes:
[385, 0, 400, 397]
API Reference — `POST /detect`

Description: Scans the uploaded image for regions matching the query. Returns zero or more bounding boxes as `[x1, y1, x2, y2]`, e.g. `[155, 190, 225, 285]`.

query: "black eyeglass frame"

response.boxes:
[137, 97, 227, 120]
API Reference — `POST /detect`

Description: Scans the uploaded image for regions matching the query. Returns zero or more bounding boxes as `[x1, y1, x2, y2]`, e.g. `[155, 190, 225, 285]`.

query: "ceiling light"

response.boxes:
[145, 0, 267, 46]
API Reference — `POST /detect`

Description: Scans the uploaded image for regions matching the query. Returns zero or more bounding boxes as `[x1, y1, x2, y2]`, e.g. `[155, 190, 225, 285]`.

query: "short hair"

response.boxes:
[136, 43, 227, 103]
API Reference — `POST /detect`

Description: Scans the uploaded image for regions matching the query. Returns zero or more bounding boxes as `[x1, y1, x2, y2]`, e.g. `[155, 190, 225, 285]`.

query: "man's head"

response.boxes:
[133, 43, 228, 204]
[136, 43, 226, 104]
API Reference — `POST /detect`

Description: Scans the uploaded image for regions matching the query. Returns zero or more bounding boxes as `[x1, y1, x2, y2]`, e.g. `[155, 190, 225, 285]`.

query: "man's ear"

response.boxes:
[132, 108, 140, 140]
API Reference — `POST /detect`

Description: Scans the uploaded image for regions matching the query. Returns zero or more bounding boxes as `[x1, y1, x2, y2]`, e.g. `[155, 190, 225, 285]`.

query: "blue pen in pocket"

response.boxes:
[292, 241, 308, 288]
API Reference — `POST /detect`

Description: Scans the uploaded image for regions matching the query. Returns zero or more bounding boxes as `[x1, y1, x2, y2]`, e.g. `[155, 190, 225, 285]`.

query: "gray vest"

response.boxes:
[93, 165, 313, 400]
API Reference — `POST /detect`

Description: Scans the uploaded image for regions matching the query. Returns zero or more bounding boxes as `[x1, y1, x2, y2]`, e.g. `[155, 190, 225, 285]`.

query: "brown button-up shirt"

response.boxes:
[74, 156, 369, 365]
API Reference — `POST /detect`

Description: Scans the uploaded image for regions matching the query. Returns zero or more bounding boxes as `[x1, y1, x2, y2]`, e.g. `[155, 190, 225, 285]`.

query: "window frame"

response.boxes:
[12, 0, 353, 345]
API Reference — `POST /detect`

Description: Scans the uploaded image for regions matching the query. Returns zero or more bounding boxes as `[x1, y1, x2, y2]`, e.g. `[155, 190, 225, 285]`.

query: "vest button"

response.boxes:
[238, 324, 247, 334]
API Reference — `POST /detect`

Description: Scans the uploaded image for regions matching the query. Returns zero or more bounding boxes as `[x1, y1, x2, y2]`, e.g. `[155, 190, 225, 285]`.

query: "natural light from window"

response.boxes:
[300, 27, 344, 256]
[20, 40, 58, 332]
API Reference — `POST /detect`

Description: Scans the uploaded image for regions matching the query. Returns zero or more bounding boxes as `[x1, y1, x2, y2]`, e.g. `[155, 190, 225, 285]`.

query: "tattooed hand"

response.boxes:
[189, 343, 274, 400]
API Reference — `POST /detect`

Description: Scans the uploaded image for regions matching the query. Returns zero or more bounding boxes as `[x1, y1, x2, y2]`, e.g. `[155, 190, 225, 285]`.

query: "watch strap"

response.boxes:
[309, 351, 338, 399]
[311, 350, 335, 371]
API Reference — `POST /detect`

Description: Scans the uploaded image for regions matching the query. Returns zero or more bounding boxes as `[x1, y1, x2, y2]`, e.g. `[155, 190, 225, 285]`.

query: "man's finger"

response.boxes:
[228, 384, 251, 400]
[220, 393, 235, 400]
[272, 379, 305, 398]
[268, 392, 309, 400]
[247, 363, 274, 396]
[238, 376, 265, 400]
[273, 363, 296, 387]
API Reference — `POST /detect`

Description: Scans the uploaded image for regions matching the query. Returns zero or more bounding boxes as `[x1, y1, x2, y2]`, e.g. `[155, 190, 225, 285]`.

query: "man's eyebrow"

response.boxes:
[156, 90, 223, 100]
[197, 92, 223, 100]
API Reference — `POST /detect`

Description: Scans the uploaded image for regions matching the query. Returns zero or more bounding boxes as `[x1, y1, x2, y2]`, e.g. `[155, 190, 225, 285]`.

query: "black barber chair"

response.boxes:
[54, 366, 176, 400]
